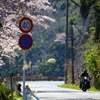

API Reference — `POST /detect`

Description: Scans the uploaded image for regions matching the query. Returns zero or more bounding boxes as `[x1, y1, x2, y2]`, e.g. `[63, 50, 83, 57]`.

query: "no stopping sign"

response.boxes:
[19, 17, 33, 33]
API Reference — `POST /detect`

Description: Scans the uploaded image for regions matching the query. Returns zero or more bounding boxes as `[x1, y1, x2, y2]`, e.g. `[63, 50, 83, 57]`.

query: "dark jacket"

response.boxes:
[79, 72, 91, 79]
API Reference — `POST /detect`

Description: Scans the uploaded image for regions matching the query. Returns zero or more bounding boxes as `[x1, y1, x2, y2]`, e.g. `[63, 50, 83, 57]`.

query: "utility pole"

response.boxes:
[69, 0, 80, 84]
[70, 20, 74, 84]
[65, 0, 69, 84]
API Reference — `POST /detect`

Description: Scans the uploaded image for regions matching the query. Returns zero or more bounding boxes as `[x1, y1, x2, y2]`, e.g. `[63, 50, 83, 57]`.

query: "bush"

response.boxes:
[0, 83, 11, 100]
[82, 34, 100, 89]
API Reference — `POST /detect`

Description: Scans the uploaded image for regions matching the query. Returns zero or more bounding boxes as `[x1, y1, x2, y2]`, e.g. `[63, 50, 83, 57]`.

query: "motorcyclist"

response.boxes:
[79, 69, 91, 89]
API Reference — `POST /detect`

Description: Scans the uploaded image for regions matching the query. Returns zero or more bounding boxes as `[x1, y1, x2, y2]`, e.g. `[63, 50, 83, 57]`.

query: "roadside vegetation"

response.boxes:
[0, 83, 10, 100]
[59, 83, 100, 92]
[13, 91, 22, 100]
[0, 83, 22, 100]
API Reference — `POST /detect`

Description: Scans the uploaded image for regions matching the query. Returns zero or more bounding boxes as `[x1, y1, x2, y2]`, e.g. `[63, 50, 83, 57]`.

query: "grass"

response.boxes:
[58, 83, 100, 92]
[13, 91, 23, 100]
[88, 87, 100, 92]
[58, 83, 80, 90]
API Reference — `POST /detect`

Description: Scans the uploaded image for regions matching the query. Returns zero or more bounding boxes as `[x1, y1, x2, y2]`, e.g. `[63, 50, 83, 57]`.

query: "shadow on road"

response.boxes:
[33, 90, 81, 93]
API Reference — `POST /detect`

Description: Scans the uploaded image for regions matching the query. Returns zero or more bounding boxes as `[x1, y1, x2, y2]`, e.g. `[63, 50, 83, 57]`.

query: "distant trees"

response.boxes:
[38, 42, 65, 77]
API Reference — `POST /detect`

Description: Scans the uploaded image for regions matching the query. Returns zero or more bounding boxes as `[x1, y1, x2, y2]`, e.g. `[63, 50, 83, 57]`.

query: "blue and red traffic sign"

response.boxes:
[19, 17, 33, 33]
[18, 34, 33, 50]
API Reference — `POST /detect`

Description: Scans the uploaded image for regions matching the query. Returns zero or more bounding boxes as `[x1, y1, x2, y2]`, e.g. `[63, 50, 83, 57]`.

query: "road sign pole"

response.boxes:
[19, 17, 33, 99]
[23, 50, 26, 100]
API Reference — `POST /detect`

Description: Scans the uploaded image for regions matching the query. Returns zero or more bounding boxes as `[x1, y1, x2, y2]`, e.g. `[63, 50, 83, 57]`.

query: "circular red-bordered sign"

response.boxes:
[18, 34, 33, 50]
[19, 17, 33, 33]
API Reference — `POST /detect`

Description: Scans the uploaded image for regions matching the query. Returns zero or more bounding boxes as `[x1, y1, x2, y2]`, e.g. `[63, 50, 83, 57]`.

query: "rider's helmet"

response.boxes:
[84, 69, 87, 73]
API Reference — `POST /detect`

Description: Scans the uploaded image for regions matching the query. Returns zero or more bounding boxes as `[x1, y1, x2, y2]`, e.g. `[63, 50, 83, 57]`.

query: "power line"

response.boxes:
[70, 0, 80, 7]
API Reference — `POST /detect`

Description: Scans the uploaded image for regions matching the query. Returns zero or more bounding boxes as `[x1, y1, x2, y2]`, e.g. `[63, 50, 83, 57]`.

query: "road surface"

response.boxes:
[20, 81, 100, 100]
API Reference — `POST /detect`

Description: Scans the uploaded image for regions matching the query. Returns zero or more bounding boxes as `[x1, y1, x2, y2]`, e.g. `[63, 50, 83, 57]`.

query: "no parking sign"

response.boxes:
[19, 17, 33, 33]
[18, 34, 33, 50]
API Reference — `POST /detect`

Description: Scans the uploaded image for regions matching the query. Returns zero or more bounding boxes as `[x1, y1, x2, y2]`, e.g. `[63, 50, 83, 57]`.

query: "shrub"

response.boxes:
[0, 83, 11, 100]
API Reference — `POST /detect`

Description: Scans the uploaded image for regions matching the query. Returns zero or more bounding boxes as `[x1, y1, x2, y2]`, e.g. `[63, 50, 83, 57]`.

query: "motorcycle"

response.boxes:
[80, 77, 90, 92]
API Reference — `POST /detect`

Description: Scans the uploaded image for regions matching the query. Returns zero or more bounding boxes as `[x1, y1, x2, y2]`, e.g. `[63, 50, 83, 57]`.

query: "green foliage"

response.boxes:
[89, 27, 95, 32]
[26, 44, 42, 63]
[82, 34, 100, 89]
[80, 0, 96, 19]
[50, 0, 66, 11]
[80, 0, 100, 41]
[13, 91, 22, 100]
[0, 73, 3, 83]
[0, 83, 22, 100]
[0, 83, 11, 100]
[38, 42, 65, 77]
[38, 61, 57, 76]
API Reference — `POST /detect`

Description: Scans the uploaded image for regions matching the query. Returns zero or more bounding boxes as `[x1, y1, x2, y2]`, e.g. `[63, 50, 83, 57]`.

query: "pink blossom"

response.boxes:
[54, 33, 66, 44]
[0, 0, 55, 66]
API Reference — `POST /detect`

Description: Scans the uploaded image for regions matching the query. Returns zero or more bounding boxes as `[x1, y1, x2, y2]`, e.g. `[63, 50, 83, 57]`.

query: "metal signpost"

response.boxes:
[19, 17, 33, 100]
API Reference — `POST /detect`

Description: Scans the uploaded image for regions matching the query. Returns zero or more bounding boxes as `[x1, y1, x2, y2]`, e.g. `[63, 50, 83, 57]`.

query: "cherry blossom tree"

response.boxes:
[54, 33, 66, 44]
[0, 0, 56, 66]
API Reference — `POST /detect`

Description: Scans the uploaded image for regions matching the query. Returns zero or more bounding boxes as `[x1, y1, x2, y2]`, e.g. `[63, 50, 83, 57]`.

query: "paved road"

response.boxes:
[20, 81, 100, 100]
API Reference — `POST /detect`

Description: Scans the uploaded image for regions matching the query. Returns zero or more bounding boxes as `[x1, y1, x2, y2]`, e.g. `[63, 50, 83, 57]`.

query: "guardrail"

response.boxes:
[4, 76, 64, 81]
[4, 76, 64, 99]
